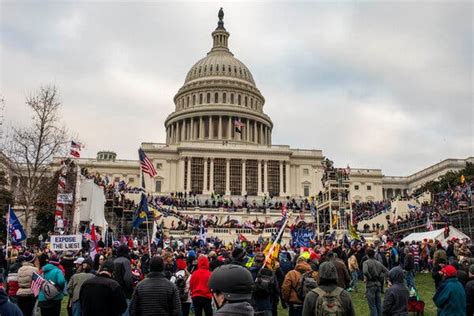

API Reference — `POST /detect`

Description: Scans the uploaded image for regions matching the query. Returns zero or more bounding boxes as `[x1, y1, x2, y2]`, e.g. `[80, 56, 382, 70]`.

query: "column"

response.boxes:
[178, 158, 185, 192]
[181, 120, 186, 141]
[199, 117, 204, 140]
[225, 159, 230, 195]
[263, 160, 268, 194]
[170, 124, 174, 143]
[208, 116, 213, 139]
[209, 158, 214, 193]
[186, 157, 191, 193]
[203, 158, 208, 194]
[257, 160, 262, 196]
[260, 124, 264, 145]
[227, 116, 232, 140]
[245, 119, 250, 142]
[254, 122, 258, 143]
[218, 116, 222, 139]
[241, 159, 246, 195]
[279, 161, 284, 196]
[190, 118, 194, 140]
[285, 161, 290, 196]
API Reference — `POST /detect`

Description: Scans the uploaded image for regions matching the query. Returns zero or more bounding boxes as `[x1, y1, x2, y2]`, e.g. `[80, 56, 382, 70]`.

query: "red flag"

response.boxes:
[70, 149, 80, 158]
[91, 224, 97, 242]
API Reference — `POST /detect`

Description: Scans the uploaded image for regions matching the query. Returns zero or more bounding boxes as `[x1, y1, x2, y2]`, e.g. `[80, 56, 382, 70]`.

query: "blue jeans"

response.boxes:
[288, 304, 303, 316]
[366, 286, 382, 316]
[405, 271, 415, 289]
[72, 301, 81, 316]
[351, 271, 359, 292]
[122, 298, 131, 316]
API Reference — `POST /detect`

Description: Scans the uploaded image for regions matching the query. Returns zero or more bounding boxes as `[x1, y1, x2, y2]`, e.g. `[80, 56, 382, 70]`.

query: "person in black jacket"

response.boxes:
[130, 256, 181, 316]
[80, 260, 127, 316]
[382, 266, 409, 316]
[114, 244, 134, 313]
[465, 264, 474, 316]
[403, 248, 415, 289]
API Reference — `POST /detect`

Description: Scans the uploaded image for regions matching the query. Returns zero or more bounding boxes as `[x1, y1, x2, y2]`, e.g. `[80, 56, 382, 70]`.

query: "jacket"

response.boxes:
[16, 262, 39, 296]
[281, 261, 317, 305]
[249, 264, 279, 312]
[67, 272, 95, 303]
[215, 301, 255, 316]
[348, 255, 358, 272]
[465, 277, 474, 316]
[0, 288, 22, 316]
[189, 256, 212, 299]
[6, 271, 19, 297]
[333, 258, 351, 289]
[302, 283, 355, 316]
[363, 258, 388, 288]
[38, 263, 66, 302]
[403, 253, 415, 272]
[80, 273, 128, 316]
[60, 257, 75, 282]
[433, 277, 466, 316]
[114, 255, 134, 298]
[382, 267, 409, 316]
[130, 272, 181, 316]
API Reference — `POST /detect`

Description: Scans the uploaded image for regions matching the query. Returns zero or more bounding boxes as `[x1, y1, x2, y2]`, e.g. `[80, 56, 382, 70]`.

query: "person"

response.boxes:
[465, 264, 474, 316]
[38, 254, 66, 316]
[208, 264, 255, 315]
[80, 260, 128, 316]
[347, 252, 359, 293]
[61, 251, 76, 282]
[249, 252, 279, 316]
[170, 257, 191, 316]
[114, 244, 134, 315]
[328, 252, 351, 289]
[130, 256, 181, 316]
[382, 266, 409, 316]
[67, 258, 95, 316]
[0, 285, 22, 316]
[189, 255, 213, 316]
[16, 251, 39, 316]
[281, 254, 317, 316]
[432, 257, 447, 289]
[403, 248, 415, 289]
[230, 247, 247, 266]
[363, 248, 388, 316]
[433, 264, 466, 316]
[302, 261, 355, 316]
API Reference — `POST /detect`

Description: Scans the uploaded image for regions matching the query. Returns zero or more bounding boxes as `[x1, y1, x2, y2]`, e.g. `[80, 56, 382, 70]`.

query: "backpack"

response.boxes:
[296, 271, 318, 301]
[254, 268, 274, 298]
[174, 273, 188, 303]
[42, 280, 61, 300]
[313, 287, 344, 316]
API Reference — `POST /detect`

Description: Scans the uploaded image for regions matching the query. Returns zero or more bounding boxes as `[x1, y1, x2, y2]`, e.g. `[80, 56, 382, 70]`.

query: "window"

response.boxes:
[367, 185, 372, 191]
[303, 168, 309, 175]
[186, 96, 189, 107]
[223, 93, 227, 103]
[199, 94, 203, 104]
[214, 92, 218, 103]
[267, 160, 280, 196]
[156, 163, 163, 170]
[354, 185, 359, 190]
[192, 95, 196, 105]
[230, 93, 234, 104]
[238, 95, 241, 105]
[245, 96, 248, 107]
[155, 181, 162, 192]
[129, 178, 135, 183]
[207, 93, 211, 103]
[304, 186, 310, 197]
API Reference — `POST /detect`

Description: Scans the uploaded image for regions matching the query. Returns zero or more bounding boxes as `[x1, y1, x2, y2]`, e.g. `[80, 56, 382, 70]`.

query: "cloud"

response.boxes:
[1, 1, 472, 176]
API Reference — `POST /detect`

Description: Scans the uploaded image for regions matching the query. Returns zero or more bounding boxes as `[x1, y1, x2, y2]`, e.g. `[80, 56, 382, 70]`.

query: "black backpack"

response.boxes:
[254, 268, 274, 298]
[174, 273, 188, 303]
[296, 271, 318, 301]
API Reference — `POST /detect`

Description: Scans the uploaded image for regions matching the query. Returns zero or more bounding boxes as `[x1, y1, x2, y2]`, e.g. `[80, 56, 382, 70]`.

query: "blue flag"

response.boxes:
[8, 208, 27, 242]
[132, 193, 150, 229]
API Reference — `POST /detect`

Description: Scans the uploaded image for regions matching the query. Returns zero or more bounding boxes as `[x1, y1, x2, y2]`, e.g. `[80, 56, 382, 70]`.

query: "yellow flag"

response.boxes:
[263, 242, 280, 270]
[461, 174, 465, 184]
[348, 223, 361, 241]
[332, 214, 338, 226]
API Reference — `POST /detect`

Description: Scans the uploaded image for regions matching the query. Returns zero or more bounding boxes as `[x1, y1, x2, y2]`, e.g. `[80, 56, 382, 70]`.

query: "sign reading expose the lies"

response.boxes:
[50, 234, 82, 251]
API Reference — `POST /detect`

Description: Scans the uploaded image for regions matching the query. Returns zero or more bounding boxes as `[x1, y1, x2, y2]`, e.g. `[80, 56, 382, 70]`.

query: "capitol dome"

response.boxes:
[165, 9, 273, 146]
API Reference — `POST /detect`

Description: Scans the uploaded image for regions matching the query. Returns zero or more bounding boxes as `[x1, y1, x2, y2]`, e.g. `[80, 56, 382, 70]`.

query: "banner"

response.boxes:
[50, 234, 82, 251]
[57, 193, 74, 205]
[291, 228, 315, 247]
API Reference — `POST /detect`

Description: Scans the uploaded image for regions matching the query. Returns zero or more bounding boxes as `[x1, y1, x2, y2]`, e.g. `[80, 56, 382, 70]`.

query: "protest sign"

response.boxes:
[50, 234, 82, 251]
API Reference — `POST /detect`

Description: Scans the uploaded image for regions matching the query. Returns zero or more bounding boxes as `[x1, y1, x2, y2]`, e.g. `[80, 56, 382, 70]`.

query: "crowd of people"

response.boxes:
[1, 231, 473, 316]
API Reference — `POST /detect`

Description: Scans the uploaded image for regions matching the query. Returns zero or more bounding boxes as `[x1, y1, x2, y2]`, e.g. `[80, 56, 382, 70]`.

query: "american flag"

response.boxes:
[31, 272, 44, 297]
[281, 203, 287, 218]
[138, 148, 157, 178]
[233, 120, 245, 133]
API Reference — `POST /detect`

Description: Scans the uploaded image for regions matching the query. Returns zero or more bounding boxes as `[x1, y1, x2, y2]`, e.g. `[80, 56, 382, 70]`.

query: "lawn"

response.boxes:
[60, 273, 437, 315]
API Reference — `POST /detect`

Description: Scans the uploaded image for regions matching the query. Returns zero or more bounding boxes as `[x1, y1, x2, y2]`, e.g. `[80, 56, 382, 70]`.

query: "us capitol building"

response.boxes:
[68, 11, 472, 203]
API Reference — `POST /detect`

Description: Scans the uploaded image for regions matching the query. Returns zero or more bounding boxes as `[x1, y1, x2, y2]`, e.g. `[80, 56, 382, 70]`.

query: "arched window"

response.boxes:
[245, 96, 248, 107]
[251, 98, 254, 108]
[214, 92, 219, 103]
[228, 65, 231, 73]
[238, 95, 241, 105]
[192, 95, 196, 105]
[216, 64, 219, 72]
[230, 93, 234, 104]
[210, 65, 213, 72]
[186, 96, 189, 107]
[223, 93, 227, 103]
[204, 65, 207, 73]
[199, 94, 203, 104]
[234, 66, 237, 73]
[198, 66, 201, 74]
[207, 93, 211, 103]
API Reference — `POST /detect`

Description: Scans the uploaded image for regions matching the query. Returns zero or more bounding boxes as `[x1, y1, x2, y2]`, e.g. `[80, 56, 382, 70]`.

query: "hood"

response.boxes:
[388, 266, 405, 284]
[197, 256, 210, 270]
[218, 301, 254, 315]
[42, 263, 57, 273]
[295, 261, 311, 273]
[0, 288, 8, 305]
[117, 244, 130, 257]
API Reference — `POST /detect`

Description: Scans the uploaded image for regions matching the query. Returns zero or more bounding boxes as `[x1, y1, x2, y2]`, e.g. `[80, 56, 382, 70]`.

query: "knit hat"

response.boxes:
[150, 256, 164, 272]
[49, 254, 60, 265]
[231, 247, 247, 261]
[441, 265, 457, 278]
[101, 260, 115, 273]
[319, 262, 338, 281]
[22, 251, 35, 263]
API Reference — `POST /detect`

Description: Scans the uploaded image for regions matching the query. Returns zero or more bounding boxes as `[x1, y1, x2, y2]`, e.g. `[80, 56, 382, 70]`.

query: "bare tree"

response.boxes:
[8, 85, 68, 232]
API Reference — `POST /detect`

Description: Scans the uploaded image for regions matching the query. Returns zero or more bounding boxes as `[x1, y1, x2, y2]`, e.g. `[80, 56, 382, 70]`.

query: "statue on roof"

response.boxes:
[218, 7, 224, 22]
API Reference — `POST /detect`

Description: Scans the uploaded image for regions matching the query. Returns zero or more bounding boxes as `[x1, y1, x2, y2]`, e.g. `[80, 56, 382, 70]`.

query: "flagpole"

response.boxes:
[5, 204, 10, 262]
[262, 212, 291, 268]
[140, 169, 152, 253]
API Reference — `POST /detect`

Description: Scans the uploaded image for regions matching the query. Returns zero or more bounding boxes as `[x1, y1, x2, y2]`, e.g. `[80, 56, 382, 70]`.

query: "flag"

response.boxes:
[332, 213, 338, 226]
[234, 120, 245, 133]
[71, 140, 82, 149]
[7, 208, 27, 242]
[444, 223, 450, 238]
[391, 207, 398, 224]
[461, 174, 465, 184]
[239, 233, 248, 242]
[310, 203, 316, 217]
[281, 203, 287, 218]
[343, 233, 351, 248]
[199, 220, 206, 241]
[407, 204, 417, 210]
[138, 148, 157, 178]
[132, 193, 150, 229]
[263, 241, 280, 270]
[326, 231, 336, 242]
[90, 224, 98, 258]
[31, 272, 44, 297]
[348, 223, 361, 241]
[70, 149, 80, 158]
[426, 217, 433, 231]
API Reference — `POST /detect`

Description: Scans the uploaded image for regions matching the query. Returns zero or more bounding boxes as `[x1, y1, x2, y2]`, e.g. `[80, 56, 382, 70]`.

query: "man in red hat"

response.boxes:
[433, 265, 466, 315]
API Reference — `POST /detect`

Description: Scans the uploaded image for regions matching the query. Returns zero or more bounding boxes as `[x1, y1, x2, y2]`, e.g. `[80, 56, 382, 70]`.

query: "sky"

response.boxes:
[1, 1, 472, 176]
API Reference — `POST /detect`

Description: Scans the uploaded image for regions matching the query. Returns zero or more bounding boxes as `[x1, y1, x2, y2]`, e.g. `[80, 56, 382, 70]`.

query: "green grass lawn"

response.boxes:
[61, 273, 437, 315]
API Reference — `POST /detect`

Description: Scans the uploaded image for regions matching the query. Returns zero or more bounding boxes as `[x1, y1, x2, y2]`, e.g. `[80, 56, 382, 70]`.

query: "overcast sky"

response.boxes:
[1, 1, 472, 176]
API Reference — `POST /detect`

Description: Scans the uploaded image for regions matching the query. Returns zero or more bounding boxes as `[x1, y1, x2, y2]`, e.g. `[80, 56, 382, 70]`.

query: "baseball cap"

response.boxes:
[74, 257, 85, 265]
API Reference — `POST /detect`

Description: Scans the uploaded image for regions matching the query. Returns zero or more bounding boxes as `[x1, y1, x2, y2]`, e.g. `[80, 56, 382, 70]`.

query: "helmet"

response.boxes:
[208, 264, 254, 301]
